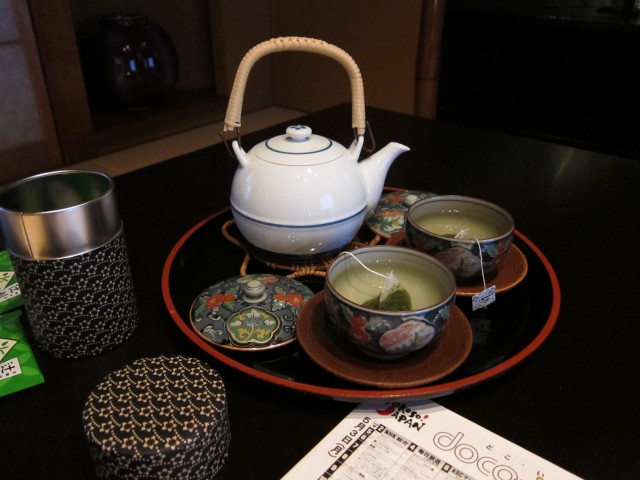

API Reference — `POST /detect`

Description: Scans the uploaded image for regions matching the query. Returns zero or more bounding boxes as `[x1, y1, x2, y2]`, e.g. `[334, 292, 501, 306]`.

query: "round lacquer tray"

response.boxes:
[162, 206, 561, 402]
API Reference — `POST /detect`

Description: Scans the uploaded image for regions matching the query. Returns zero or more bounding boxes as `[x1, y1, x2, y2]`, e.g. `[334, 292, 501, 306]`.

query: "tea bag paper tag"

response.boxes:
[472, 285, 496, 311]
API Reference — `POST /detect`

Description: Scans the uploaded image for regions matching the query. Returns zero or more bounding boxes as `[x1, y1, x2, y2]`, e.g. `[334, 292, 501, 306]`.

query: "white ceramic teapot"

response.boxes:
[222, 37, 410, 259]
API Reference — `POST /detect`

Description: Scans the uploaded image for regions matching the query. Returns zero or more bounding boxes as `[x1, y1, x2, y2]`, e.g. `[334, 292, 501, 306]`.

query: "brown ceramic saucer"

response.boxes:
[387, 231, 528, 297]
[296, 292, 473, 389]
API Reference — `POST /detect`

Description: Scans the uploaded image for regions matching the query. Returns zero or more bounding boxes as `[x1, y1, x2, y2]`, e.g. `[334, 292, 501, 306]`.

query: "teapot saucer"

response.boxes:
[297, 292, 472, 388]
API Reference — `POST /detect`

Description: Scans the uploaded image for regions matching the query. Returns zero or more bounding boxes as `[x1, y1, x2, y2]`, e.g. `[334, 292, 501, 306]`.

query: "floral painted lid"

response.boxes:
[366, 190, 437, 238]
[190, 274, 314, 351]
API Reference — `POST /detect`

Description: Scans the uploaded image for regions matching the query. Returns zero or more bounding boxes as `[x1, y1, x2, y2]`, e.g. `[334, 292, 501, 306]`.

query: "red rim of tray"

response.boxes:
[162, 205, 561, 402]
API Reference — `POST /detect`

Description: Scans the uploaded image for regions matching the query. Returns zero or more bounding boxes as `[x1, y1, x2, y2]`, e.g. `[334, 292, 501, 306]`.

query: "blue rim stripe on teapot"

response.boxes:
[231, 205, 366, 229]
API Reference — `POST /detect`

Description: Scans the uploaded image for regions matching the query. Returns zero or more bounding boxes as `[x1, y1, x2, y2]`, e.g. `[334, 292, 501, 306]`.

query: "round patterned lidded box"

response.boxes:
[82, 356, 230, 479]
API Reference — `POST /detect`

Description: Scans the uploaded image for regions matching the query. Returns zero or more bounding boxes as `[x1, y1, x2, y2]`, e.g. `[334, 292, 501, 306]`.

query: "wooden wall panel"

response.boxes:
[0, 0, 63, 185]
[269, 0, 422, 115]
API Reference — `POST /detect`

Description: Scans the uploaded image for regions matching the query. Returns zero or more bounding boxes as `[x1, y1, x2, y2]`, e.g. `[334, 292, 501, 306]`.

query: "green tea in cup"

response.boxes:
[406, 195, 514, 282]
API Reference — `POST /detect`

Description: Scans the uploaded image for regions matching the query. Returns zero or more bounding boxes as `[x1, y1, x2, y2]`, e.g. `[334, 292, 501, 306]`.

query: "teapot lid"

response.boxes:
[253, 125, 345, 165]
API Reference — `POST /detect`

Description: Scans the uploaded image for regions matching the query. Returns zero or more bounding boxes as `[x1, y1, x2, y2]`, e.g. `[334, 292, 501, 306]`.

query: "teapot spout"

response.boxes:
[360, 142, 410, 212]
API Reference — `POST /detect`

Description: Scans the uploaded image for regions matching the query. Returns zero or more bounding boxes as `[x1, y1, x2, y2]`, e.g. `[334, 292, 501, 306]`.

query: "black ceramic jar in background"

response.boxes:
[82, 14, 179, 109]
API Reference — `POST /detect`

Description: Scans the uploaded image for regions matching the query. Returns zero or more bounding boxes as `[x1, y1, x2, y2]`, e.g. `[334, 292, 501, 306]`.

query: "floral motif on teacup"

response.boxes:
[415, 234, 513, 281]
[325, 291, 452, 358]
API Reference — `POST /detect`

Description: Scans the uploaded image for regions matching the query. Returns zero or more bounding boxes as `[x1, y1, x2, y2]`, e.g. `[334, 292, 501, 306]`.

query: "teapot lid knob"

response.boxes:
[286, 125, 312, 142]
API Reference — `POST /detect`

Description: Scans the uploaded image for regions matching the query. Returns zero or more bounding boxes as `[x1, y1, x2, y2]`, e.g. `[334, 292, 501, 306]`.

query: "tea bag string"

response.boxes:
[454, 228, 469, 239]
[453, 228, 487, 289]
[341, 251, 390, 281]
[475, 238, 487, 290]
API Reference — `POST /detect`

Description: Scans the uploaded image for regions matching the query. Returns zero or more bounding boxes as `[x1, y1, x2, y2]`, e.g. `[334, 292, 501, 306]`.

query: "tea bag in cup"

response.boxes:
[362, 270, 412, 311]
[341, 252, 412, 311]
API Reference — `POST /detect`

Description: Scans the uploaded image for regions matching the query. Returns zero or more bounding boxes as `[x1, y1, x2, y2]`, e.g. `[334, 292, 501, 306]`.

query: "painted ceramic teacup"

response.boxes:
[324, 246, 456, 359]
[406, 195, 514, 283]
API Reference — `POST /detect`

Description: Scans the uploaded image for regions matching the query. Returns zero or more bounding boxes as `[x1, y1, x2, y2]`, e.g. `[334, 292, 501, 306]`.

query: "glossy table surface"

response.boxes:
[2, 105, 638, 479]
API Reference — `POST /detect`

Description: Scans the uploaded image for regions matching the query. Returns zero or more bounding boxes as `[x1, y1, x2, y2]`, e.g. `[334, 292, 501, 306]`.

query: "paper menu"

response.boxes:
[282, 400, 581, 480]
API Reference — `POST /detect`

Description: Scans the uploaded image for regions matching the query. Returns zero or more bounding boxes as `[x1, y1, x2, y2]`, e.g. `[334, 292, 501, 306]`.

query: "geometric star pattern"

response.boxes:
[82, 356, 230, 479]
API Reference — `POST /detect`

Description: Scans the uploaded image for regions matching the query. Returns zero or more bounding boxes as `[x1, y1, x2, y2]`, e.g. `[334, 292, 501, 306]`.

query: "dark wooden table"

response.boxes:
[1, 105, 638, 478]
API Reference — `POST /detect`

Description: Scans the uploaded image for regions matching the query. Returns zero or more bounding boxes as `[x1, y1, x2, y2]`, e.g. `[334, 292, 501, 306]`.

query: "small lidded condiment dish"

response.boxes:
[324, 246, 456, 359]
[406, 195, 514, 283]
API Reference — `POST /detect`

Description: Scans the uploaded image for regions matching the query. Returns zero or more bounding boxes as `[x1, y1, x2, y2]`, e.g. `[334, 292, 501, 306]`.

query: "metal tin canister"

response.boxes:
[0, 170, 138, 358]
[0, 170, 120, 259]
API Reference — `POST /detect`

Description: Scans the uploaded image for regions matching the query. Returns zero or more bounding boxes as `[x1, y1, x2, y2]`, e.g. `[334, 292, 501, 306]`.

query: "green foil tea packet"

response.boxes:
[0, 250, 23, 314]
[362, 271, 412, 311]
[0, 309, 45, 397]
[0, 252, 44, 397]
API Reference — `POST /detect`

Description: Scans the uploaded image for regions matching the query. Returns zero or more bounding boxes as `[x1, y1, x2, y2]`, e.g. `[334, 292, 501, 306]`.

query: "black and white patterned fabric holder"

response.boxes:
[10, 229, 138, 358]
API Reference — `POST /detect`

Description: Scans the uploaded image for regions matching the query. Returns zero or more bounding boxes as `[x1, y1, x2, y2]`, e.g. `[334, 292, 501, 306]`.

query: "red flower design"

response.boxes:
[274, 292, 304, 307]
[348, 315, 371, 344]
[260, 276, 279, 285]
[385, 193, 405, 204]
[206, 293, 236, 308]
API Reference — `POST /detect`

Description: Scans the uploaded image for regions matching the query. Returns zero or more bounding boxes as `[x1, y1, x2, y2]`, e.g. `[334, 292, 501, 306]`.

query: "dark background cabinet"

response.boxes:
[438, 2, 640, 159]
[2, 0, 638, 185]
[28, 0, 228, 165]
[3, 0, 423, 185]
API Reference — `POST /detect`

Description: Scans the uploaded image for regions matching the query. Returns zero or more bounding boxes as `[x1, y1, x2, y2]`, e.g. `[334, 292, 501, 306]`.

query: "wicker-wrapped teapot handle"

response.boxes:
[223, 36, 366, 137]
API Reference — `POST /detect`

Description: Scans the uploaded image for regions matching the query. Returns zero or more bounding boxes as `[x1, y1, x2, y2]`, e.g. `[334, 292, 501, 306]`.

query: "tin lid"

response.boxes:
[190, 274, 314, 351]
[82, 355, 230, 478]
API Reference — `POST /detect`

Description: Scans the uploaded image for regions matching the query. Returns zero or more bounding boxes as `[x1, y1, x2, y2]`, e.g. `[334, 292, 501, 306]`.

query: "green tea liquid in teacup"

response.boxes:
[416, 211, 503, 239]
[330, 261, 450, 310]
